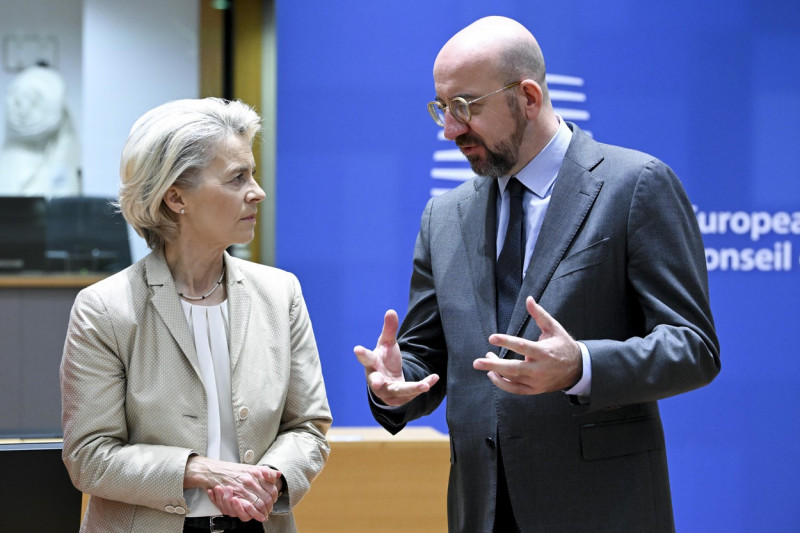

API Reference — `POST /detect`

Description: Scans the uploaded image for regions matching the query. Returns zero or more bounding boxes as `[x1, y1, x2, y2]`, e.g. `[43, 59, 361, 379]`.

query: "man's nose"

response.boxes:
[442, 110, 469, 140]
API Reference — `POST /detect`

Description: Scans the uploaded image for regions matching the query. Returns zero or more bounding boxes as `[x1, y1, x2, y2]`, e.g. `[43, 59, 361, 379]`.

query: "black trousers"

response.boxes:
[183, 516, 265, 532]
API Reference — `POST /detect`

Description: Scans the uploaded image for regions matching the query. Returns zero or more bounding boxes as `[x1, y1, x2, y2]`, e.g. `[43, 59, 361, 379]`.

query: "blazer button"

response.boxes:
[244, 449, 255, 463]
[165, 505, 175, 513]
[484, 437, 496, 449]
[238, 406, 250, 420]
[174, 506, 186, 515]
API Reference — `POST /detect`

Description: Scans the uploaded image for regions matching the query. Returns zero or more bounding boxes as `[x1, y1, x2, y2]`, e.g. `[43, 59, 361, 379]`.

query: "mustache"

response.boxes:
[456, 133, 484, 147]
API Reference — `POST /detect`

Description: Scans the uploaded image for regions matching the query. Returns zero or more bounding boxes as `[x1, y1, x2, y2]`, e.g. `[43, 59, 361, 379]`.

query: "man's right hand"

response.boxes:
[353, 309, 439, 407]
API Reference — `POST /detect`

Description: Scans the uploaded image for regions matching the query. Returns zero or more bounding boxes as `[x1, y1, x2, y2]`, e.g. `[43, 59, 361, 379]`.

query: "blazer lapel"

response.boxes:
[505, 126, 605, 343]
[224, 253, 251, 370]
[457, 177, 498, 342]
[145, 251, 201, 375]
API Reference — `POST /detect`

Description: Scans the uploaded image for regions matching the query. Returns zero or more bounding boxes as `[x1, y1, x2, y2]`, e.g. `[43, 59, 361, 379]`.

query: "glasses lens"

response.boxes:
[428, 102, 446, 126]
[450, 98, 470, 124]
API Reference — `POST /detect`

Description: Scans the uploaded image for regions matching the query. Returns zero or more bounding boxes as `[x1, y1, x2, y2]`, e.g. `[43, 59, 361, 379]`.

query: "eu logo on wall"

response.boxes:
[429, 73, 590, 198]
[695, 206, 800, 272]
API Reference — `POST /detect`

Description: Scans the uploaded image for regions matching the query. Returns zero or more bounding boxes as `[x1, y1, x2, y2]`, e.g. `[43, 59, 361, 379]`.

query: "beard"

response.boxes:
[458, 106, 527, 178]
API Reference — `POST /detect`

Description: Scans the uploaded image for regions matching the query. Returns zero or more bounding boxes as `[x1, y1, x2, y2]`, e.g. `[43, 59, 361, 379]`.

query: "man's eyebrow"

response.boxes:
[435, 91, 478, 102]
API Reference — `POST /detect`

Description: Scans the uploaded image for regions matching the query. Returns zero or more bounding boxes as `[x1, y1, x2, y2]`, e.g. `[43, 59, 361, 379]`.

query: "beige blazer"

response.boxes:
[61, 251, 331, 533]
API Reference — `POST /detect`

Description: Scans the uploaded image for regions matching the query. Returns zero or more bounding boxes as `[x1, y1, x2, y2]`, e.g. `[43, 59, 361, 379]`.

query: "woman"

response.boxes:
[60, 98, 331, 533]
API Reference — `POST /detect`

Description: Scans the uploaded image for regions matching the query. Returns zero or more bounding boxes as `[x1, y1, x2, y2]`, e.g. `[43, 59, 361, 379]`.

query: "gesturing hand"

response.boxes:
[473, 296, 582, 395]
[353, 309, 439, 406]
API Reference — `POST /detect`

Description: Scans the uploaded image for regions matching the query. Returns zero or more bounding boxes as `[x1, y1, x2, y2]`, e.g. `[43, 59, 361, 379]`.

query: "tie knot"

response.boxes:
[506, 177, 524, 199]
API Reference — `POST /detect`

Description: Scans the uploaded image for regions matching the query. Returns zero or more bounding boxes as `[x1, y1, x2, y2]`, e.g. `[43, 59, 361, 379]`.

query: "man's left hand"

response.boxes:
[473, 296, 582, 394]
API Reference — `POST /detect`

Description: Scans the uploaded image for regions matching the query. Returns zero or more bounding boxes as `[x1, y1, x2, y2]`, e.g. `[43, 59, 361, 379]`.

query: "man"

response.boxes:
[354, 16, 719, 532]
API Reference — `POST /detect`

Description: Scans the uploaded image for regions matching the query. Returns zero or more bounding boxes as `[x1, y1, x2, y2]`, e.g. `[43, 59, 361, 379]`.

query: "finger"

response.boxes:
[218, 482, 264, 522]
[378, 309, 400, 346]
[260, 468, 282, 487]
[353, 345, 377, 369]
[243, 480, 272, 517]
[370, 375, 439, 406]
[227, 489, 263, 522]
[486, 333, 540, 360]
[526, 296, 561, 335]
[263, 493, 275, 515]
[249, 494, 266, 517]
[367, 370, 424, 393]
[248, 494, 267, 522]
[366, 370, 388, 391]
[211, 486, 247, 521]
[420, 374, 440, 389]
[225, 491, 251, 522]
[252, 468, 281, 499]
[473, 354, 519, 376]
[382, 379, 431, 398]
[245, 473, 277, 519]
[213, 484, 233, 505]
[366, 372, 402, 402]
[265, 484, 279, 505]
[485, 370, 536, 394]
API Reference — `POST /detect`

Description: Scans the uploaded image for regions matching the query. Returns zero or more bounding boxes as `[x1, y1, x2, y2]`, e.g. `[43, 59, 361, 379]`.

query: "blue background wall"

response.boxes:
[275, 1, 800, 530]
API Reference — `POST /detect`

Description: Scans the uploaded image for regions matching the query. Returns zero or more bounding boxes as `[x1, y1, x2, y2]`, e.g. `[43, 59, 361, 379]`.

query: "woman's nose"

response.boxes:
[248, 179, 266, 202]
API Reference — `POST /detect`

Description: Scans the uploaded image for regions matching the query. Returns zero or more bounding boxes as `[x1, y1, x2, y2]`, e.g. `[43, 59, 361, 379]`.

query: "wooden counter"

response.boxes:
[293, 426, 450, 532]
[0, 273, 106, 288]
[39, 426, 450, 532]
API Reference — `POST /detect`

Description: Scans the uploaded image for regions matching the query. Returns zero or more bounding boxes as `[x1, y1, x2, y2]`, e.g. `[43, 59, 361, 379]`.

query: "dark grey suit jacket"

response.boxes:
[370, 124, 720, 532]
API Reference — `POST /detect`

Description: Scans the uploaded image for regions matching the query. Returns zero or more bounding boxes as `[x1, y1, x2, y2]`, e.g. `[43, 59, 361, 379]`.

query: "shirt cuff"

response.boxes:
[563, 341, 591, 398]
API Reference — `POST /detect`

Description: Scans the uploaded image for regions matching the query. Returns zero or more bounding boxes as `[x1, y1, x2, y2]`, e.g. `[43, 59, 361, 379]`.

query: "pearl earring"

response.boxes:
[180, 209, 185, 215]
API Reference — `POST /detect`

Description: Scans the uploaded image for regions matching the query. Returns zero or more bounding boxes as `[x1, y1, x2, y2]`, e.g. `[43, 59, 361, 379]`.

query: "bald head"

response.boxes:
[432, 16, 558, 174]
[435, 16, 548, 91]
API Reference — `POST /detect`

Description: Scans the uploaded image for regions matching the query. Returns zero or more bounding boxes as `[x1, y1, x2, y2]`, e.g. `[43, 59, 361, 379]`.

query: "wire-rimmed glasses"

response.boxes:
[427, 81, 522, 127]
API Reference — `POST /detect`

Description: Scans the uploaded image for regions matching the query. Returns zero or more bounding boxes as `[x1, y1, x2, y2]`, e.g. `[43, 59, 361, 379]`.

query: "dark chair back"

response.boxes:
[45, 196, 132, 272]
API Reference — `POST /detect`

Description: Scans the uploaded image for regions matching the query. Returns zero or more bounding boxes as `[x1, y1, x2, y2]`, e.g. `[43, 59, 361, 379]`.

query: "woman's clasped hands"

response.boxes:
[186, 455, 283, 522]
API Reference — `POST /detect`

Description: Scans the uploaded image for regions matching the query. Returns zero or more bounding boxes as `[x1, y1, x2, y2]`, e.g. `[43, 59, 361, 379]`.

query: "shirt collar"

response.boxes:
[498, 117, 572, 198]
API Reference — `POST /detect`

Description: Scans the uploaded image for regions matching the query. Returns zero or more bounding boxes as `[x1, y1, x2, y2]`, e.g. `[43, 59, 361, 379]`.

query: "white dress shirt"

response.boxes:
[495, 118, 591, 398]
[180, 300, 239, 517]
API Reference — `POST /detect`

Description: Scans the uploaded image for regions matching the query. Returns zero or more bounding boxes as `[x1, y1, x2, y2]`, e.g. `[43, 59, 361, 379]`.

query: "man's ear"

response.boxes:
[519, 79, 544, 121]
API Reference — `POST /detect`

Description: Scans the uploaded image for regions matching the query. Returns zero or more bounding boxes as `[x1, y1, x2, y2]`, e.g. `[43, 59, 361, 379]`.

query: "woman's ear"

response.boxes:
[163, 186, 186, 215]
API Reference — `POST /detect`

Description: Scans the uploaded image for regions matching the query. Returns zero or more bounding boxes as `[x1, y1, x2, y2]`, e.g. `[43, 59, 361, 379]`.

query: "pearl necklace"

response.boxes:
[178, 265, 225, 301]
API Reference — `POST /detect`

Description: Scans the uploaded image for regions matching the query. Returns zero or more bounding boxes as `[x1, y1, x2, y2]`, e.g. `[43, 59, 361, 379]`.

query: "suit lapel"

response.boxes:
[147, 252, 249, 376]
[224, 254, 251, 371]
[145, 251, 201, 375]
[505, 126, 605, 344]
[457, 177, 498, 342]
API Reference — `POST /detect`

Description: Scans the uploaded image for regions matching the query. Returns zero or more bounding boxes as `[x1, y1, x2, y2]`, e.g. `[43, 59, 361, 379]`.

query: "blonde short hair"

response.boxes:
[118, 98, 262, 250]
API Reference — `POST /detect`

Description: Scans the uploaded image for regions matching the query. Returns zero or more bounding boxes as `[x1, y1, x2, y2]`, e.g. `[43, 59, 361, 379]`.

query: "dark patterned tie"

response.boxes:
[496, 177, 525, 334]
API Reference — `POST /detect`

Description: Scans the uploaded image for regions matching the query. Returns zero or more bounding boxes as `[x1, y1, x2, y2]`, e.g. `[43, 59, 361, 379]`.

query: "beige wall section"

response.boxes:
[199, 2, 224, 98]
[199, 0, 275, 265]
[259, 1, 277, 267]
[232, 0, 265, 264]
